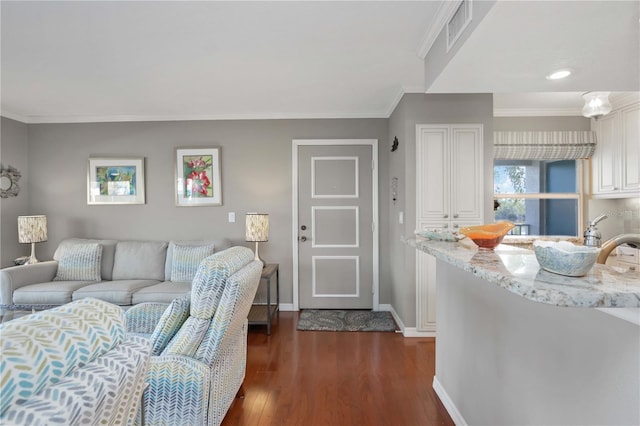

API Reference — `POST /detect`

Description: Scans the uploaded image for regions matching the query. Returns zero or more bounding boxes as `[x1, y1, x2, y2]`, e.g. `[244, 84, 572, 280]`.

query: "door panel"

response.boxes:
[298, 145, 373, 309]
[312, 207, 358, 247]
[417, 127, 449, 221]
[451, 126, 483, 220]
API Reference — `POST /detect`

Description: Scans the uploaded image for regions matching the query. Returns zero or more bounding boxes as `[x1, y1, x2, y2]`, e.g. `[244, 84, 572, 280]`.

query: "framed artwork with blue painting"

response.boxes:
[87, 157, 145, 205]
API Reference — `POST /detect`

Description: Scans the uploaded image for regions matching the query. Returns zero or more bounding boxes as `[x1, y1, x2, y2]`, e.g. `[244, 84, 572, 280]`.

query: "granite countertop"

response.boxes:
[407, 237, 640, 309]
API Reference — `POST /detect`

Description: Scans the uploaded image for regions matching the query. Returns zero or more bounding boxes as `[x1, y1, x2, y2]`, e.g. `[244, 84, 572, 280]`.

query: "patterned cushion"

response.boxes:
[0, 298, 125, 415]
[161, 247, 254, 357]
[1, 336, 151, 425]
[190, 246, 254, 318]
[170, 244, 216, 282]
[53, 242, 103, 281]
[150, 296, 191, 355]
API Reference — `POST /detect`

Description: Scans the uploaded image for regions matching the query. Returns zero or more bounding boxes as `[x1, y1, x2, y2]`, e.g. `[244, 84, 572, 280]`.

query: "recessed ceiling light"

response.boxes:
[546, 69, 572, 80]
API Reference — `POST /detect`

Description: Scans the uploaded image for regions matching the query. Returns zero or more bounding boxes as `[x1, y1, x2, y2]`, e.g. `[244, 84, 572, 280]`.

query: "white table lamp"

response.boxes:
[246, 213, 269, 268]
[18, 215, 47, 264]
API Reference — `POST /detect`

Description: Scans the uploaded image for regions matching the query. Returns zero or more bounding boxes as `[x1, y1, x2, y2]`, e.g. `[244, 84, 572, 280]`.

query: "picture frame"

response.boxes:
[87, 157, 146, 205]
[175, 147, 222, 207]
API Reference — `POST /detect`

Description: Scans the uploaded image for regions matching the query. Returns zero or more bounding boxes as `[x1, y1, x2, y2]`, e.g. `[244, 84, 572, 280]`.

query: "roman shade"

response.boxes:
[494, 131, 596, 160]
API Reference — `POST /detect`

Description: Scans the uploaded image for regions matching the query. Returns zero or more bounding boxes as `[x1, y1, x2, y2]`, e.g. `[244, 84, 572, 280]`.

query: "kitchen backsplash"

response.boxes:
[588, 197, 640, 241]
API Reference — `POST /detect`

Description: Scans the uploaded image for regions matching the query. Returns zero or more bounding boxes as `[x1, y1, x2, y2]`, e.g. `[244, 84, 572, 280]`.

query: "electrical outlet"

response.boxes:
[228, 212, 235, 223]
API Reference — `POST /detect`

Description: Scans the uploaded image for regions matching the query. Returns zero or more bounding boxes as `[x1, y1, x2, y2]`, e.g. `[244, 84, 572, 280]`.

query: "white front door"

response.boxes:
[294, 141, 377, 310]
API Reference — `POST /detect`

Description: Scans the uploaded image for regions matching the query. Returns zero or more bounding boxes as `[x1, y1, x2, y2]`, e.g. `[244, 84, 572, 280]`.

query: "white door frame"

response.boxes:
[292, 139, 379, 311]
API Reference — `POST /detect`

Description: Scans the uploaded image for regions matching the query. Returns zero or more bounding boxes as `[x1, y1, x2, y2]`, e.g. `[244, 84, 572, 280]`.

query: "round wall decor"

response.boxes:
[0, 164, 21, 198]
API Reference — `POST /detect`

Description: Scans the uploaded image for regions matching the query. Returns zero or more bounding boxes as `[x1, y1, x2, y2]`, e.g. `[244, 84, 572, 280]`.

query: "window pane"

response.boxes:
[495, 198, 578, 236]
[494, 160, 576, 194]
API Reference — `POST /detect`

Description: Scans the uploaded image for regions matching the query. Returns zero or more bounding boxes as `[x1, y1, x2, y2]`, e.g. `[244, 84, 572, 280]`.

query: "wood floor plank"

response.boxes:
[222, 312, 454, 426]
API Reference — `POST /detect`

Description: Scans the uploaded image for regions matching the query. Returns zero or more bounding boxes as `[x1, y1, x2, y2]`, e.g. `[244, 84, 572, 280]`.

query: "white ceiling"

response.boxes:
[1, 1, 639, 124]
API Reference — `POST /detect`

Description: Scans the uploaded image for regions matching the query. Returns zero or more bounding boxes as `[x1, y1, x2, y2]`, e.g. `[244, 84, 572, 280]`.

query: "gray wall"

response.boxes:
[423, 0, 497, 92]
[0, 117, 30, 267]
[387, 93, 494, 327]
[5, 118, 389, 306]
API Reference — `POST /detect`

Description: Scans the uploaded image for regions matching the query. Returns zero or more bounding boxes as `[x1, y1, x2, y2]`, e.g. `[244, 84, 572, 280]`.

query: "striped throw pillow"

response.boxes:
[54, 243, 103, 281]
[170, 244, 215, 282]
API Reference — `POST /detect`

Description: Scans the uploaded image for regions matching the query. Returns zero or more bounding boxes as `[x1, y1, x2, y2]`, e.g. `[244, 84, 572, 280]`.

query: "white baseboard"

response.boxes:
[433, 376, 467, 426]
[378, 304, 435, 337]
[403, 327, 435, 337]
[378, 304, 404, 332]
[279, 303, 296, 311]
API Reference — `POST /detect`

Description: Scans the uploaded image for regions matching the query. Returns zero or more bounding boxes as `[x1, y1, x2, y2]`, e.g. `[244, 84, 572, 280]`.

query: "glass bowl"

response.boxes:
[459, 221, 515, 250]
[533, 240, 600, 276]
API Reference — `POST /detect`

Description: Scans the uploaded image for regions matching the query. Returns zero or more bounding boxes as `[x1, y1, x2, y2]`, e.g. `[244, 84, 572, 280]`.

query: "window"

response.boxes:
[494, 160, 583, 236]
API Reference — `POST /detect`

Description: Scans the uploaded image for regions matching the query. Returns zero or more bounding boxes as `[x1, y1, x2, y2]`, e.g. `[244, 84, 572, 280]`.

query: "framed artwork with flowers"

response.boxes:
[175, 147, 222, 206]
[87, 157, 145, 205]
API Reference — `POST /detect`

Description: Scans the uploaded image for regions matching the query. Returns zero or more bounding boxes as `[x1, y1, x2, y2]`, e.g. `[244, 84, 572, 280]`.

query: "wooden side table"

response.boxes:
[248, 264, 279, 335]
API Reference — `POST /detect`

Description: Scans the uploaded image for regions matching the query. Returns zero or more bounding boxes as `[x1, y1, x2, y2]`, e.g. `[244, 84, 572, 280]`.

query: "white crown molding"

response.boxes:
[493, 107, 583, 117]
[8, 111, 391, 124]
[385, 85, 425, 118]
[417, 0, 462, 59]
[611, 92, 640, 110]
[0, 109, 29, 123]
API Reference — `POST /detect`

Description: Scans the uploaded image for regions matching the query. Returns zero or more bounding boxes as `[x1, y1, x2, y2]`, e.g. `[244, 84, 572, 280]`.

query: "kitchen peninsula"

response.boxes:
[411, 238, 640, 426]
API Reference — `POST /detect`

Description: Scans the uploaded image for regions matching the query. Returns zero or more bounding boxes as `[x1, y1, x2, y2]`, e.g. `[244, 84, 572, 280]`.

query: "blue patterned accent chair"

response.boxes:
[124, 246, 262, 426]
[0, 298, 151, 425]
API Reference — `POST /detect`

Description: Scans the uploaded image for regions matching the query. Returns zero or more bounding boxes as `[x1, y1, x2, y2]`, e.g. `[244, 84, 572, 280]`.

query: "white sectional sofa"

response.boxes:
[0, 237, 231, 309]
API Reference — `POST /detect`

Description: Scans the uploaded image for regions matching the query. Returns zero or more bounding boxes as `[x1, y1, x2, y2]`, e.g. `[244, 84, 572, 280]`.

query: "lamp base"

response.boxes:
[254, 242, 267, 269]
[26, 242, 39, 264]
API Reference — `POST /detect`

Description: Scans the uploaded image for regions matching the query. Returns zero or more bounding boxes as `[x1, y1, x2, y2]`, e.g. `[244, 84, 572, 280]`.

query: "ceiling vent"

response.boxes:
[446, 0, 473, 52]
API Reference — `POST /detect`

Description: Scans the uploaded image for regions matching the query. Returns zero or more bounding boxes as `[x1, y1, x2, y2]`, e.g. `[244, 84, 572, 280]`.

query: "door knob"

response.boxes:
[453, 214, 459, 218]
[301, 225, 307, 230]
[299, 236, 307, 242]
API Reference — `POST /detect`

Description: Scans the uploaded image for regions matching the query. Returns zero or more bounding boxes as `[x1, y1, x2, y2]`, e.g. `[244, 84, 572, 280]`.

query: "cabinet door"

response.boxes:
[451, 126, 483, 221]
[621, 103, 640, 192]
[592, 112, 619, 193]
[451, 220, 482, 233]
[417, 126, 450, 221]
[418, 221, 452, 232]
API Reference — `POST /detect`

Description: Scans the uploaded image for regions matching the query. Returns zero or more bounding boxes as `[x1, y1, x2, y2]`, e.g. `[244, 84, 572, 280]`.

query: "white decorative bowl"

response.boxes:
[415, 229, 464, 242]
[533, 240, 600, 277]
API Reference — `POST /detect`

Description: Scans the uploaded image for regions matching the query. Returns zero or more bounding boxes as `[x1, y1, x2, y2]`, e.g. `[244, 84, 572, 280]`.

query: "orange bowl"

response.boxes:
[459, 221, 515, 249]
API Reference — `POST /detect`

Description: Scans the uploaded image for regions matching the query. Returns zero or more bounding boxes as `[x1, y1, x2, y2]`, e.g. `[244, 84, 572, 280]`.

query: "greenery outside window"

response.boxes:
[494, 160, 584, 237]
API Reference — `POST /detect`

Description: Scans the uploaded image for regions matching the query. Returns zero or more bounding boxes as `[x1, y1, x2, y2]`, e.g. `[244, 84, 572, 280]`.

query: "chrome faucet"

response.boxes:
[583, 213, 608, 248]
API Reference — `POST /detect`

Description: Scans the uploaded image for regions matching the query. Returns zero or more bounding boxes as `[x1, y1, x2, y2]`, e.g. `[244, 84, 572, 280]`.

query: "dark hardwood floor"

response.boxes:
[222, 312, 454, 426]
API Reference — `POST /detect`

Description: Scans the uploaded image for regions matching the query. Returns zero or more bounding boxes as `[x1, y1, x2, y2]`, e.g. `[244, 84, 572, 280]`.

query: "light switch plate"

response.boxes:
[228, 212, 235, 223]
[399, 211, 404, 225]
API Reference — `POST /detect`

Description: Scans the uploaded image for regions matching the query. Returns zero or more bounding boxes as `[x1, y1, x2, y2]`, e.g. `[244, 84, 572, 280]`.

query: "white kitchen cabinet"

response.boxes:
[592, 102, 640, 197]
[415, 124, 484, 333]
[621, 103, 640, 192]
[416, 124, 484, 230]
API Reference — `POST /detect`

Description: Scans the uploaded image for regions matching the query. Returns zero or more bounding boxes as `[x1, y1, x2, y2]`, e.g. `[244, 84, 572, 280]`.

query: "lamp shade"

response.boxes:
[246, 213, 269, 242]
[18, 215, 47, 243]
[582, 92, 612, 119]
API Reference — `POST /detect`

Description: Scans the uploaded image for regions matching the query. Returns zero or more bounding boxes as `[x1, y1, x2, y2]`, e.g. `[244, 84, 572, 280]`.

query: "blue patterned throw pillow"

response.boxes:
[170, 243, 215, 282]
[53, 243, 103, 281]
